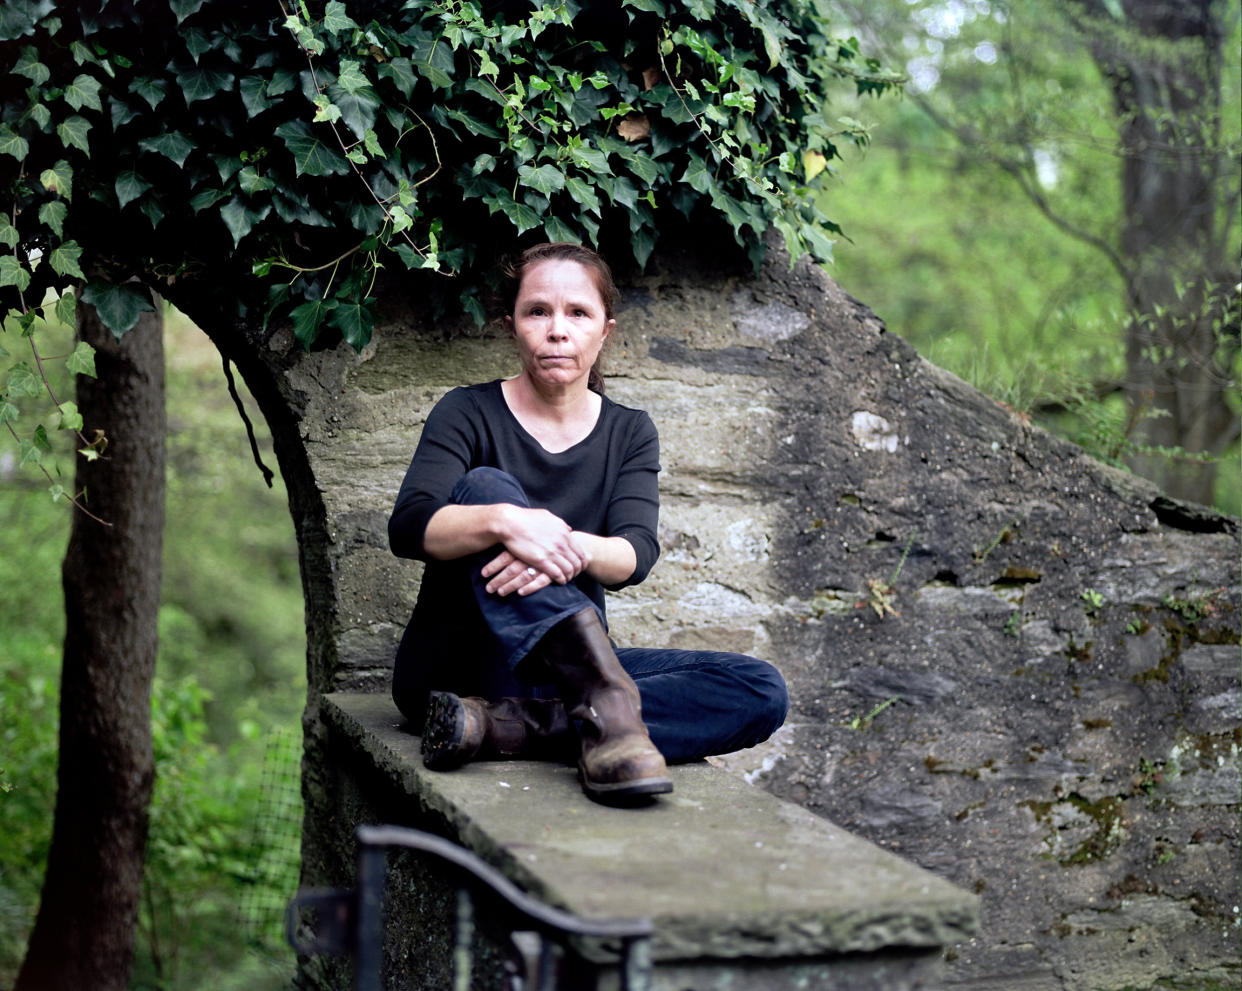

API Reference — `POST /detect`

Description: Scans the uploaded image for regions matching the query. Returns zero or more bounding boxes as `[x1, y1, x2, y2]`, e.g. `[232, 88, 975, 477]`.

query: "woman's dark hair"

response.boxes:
[499, 242, 620, 393]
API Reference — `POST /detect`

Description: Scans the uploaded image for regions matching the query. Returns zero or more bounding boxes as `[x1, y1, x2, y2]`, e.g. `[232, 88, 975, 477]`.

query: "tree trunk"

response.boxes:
[15, 298, 166, 991]
[1089, 0, 1239, 504]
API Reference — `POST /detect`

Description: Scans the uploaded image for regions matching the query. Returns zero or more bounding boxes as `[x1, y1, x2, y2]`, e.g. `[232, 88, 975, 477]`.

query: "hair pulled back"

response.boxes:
[499, 242, 619, 394]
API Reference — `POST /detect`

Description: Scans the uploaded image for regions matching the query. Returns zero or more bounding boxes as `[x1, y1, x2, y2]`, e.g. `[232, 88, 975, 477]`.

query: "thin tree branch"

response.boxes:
[220, 355, 274, 489]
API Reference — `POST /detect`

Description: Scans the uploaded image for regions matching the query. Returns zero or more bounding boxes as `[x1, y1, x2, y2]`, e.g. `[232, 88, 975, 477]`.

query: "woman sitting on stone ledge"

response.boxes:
[388, 242, 788, 805]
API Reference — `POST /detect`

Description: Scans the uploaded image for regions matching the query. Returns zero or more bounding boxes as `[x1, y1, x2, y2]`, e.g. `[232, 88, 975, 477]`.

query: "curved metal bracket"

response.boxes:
[287, 823, 653, 991]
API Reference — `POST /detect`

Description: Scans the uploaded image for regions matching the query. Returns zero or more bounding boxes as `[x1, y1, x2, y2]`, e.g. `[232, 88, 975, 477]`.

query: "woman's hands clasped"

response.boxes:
[482, 506, 588, 596]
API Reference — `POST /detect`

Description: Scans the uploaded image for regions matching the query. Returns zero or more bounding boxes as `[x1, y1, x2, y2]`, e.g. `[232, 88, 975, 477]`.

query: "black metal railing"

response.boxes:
[287, 824, 653, 991]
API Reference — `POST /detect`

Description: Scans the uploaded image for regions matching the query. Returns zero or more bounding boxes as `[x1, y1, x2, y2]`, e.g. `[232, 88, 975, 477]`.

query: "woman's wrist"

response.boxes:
[573, 532, 634, 585]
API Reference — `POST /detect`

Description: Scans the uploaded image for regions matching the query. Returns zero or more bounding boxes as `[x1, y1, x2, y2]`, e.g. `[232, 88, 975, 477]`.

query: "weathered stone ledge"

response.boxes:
[320, 691, 978, 987]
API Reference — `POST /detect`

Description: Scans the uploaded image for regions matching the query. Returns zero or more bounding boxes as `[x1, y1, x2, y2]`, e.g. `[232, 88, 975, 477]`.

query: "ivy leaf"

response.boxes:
[322, 1, 359, 35]
[40, 160, 73, 200]
[0, 400, 17, 424]
[132, 77, 168, 109]
[5, 362, 42, 398]
[387, 205, 413, 235]
[211, 153, 243, 184]
[169, 0, 208, 22]
[19, 435, 47, 468]
[115, 170, 152, 208]
[0, 216, 19, 248]
[632, 226, 656, 269]
[219, 198, 253, 245]
[604, 174, 640, 210]
[239, 75, 271, 116]
[54, 114, 90, 152]
[391, 244, 423, 269]
[542, 215, 578, 243]
[803, 149, 827, 182]
[14, 47, 49, 86]
[802, 223, 834, 264]
[411, 56, 453, 90]
[63, 74, 103, 113]
[38, 200, 67, 238]
[16, 310, 39, 336]
[622, 0, 667, 13]
[139, 198, 165, 229]
[335, 60, 370, 95]
[475, 48, 500, 80]
[565, 175, 601, 213]
[55, 289, 76, 329]
[569, 142, 610, 176]
[518, 163, 566, 198]
[680, 155, 712, 194]
[139, 132, 194, 167]
[177, 66, 234, 105]
[290, 297, 338, 348]
[327, 298, 373, 351]
[312, 95, 342, 124]
[274, 120, 349, 177]
[266, 69, 298, 98]
[493, 192, 541, 234]
[0, 4, 43, 43]
[435, 105, 502, 141]
[57, 400, 83, 432]
[329, 80, 381, 139]
[69, 40, 99, 67]
[758, 23, 783, 70]
[622, 152, 660, 186]
[0, 256, 31, 292]
[48, 241, 85, 280]
[363, 129, 385, 159]
[709, 186, 751, 235]
[81, 279, 156, 339]
[189, 186, 228, 212]
[182, 26, 214, 62]
[237, 166, 275, 195]
[378, 58, 417, 99]
[0, 125, 30, 162]
[110, 97, 139, 130]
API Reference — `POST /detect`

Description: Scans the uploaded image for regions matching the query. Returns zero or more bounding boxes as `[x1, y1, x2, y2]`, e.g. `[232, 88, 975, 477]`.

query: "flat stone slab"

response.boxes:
[323, 692, 978, 962]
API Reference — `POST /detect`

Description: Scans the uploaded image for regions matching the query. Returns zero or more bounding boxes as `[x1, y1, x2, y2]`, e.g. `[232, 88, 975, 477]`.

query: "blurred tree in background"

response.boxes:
[0, 310, 305, 990]
[830, 0, 1240, 511]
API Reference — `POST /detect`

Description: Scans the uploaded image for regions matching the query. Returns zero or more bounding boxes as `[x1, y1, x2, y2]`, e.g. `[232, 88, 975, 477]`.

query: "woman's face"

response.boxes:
[507, 259, 615, 392]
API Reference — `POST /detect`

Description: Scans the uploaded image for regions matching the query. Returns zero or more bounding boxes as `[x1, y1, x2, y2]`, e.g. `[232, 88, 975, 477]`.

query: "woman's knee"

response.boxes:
[450, 467, 529, 507]
[746, 658, 789, 739]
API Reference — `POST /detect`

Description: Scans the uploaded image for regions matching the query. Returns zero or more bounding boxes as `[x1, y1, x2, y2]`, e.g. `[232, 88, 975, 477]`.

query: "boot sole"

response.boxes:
[422, 692, 469, 771]
[579, 766, 674, 806]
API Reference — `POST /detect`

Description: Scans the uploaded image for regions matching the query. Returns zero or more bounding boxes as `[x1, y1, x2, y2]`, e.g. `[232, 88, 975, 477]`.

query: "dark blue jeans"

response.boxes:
[450, 467, 788, 763]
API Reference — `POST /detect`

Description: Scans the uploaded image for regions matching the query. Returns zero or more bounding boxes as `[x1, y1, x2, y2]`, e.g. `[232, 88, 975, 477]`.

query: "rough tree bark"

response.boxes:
[15, 298, 166, 991]
[1083, 0, 1239, 504]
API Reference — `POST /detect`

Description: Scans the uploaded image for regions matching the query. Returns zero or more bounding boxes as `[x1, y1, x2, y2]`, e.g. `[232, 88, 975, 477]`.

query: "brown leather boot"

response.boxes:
[421, 692, 573, 771]
[535, 608, 673, 804]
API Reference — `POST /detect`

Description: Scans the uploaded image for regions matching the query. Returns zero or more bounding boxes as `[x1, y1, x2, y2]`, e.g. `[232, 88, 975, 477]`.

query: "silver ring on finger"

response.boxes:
[526, 567, 537, 576]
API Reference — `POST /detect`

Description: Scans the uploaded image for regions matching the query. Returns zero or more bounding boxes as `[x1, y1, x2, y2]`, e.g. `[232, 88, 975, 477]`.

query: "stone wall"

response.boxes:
[190, 241, 1240, 991]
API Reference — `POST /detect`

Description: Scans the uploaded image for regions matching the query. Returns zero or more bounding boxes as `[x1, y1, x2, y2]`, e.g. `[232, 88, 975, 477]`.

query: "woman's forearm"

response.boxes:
[424, 504, 591, 589]
[573, 532, 637, 586]
[421, 504, 510, 560]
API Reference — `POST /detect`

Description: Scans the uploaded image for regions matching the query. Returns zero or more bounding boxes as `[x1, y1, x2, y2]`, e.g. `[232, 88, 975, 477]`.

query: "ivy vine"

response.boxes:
[1, 0, 899, 507]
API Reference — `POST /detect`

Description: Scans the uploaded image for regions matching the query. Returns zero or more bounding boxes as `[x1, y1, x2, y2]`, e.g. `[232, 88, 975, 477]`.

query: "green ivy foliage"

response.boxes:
[1, 0, 897, 349]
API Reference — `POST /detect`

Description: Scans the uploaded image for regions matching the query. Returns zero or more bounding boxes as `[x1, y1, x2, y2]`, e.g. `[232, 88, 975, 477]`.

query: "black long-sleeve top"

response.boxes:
[387, 380, 660, 715]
